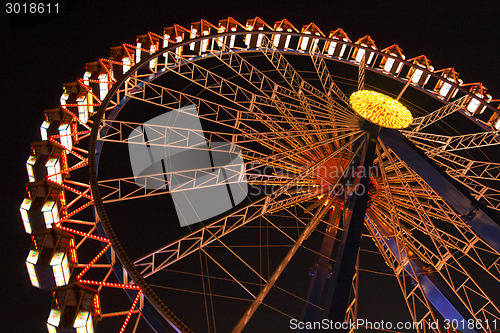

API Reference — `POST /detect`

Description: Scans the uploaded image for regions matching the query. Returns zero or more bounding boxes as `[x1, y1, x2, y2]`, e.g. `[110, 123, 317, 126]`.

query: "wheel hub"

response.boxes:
[350, 90, 413, 129]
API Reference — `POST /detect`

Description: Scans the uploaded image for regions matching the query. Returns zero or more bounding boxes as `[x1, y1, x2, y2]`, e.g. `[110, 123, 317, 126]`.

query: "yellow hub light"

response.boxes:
[350, 90, 413, 129]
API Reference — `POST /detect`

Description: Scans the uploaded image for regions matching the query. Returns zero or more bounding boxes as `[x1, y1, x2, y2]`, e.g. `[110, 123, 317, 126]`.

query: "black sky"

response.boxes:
[1, 0, 500, 331]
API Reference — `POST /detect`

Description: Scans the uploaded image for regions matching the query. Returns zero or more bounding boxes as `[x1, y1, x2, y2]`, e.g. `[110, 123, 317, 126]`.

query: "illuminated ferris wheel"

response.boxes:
[21, 17, 500, 332]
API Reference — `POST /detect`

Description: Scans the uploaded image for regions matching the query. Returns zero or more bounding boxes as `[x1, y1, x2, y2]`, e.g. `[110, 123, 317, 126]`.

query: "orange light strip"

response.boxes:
[93, 294, 101, 316]
[67, 160, 88, 172]
[59, 105, 82, 122]
[101, 310, 140, 318]
[49, 137, 87, 161]
[99, 57, 126, 66]
[49, 129, 91, 138]
[58, 200, 94, 222]
[76, 243, 112, 280]
[77, 78, 104, 104]
[98, 59, 116, 83]
[46, 179, 93, 200]
[55, 225, 110, 243]
[59, 105, 93, 130]
[119, 290, 142, 333]
[78, 279, 141, 290]
[60, 149, 68, 173]
[63, 102, 101, 108]
[123, 42, 152, 54]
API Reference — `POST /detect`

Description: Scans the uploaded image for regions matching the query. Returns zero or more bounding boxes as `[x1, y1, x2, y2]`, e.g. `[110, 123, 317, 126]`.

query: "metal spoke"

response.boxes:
[402, 129, 500, 152]
[410, 96, 467, 132]
[134, 133, 364, 277]
[309, 43, 350, 106]
[232, 195, 337, 332]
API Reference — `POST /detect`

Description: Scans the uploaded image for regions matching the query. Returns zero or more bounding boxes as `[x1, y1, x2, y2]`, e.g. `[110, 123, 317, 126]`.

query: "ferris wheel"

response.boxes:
[21, 17, 500, 332]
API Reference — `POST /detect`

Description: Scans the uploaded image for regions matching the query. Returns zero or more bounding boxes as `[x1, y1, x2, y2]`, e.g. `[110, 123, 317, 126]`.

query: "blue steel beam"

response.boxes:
[366, 216, 477, 333]
[323, 125, 379, 325]
[301, 204, 342, 324]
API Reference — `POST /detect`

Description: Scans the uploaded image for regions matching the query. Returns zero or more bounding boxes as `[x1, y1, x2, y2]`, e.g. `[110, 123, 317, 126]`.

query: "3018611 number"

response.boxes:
[444, 318, 498, 331]
[5, 3, 59, 14]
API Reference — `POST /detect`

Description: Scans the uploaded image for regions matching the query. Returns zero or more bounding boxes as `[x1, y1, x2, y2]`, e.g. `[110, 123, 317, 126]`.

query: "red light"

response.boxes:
[78, 279, 141, 290]
[76, 243, 111, 279]
[93, 294, 101, 317]
[119, 291, 142, 333]
[58, 200, 94, 223]
[55, 225, 110, 243]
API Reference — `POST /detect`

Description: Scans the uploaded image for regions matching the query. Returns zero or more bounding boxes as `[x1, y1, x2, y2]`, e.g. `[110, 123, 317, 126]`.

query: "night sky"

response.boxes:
[1, 1, 500, 331]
